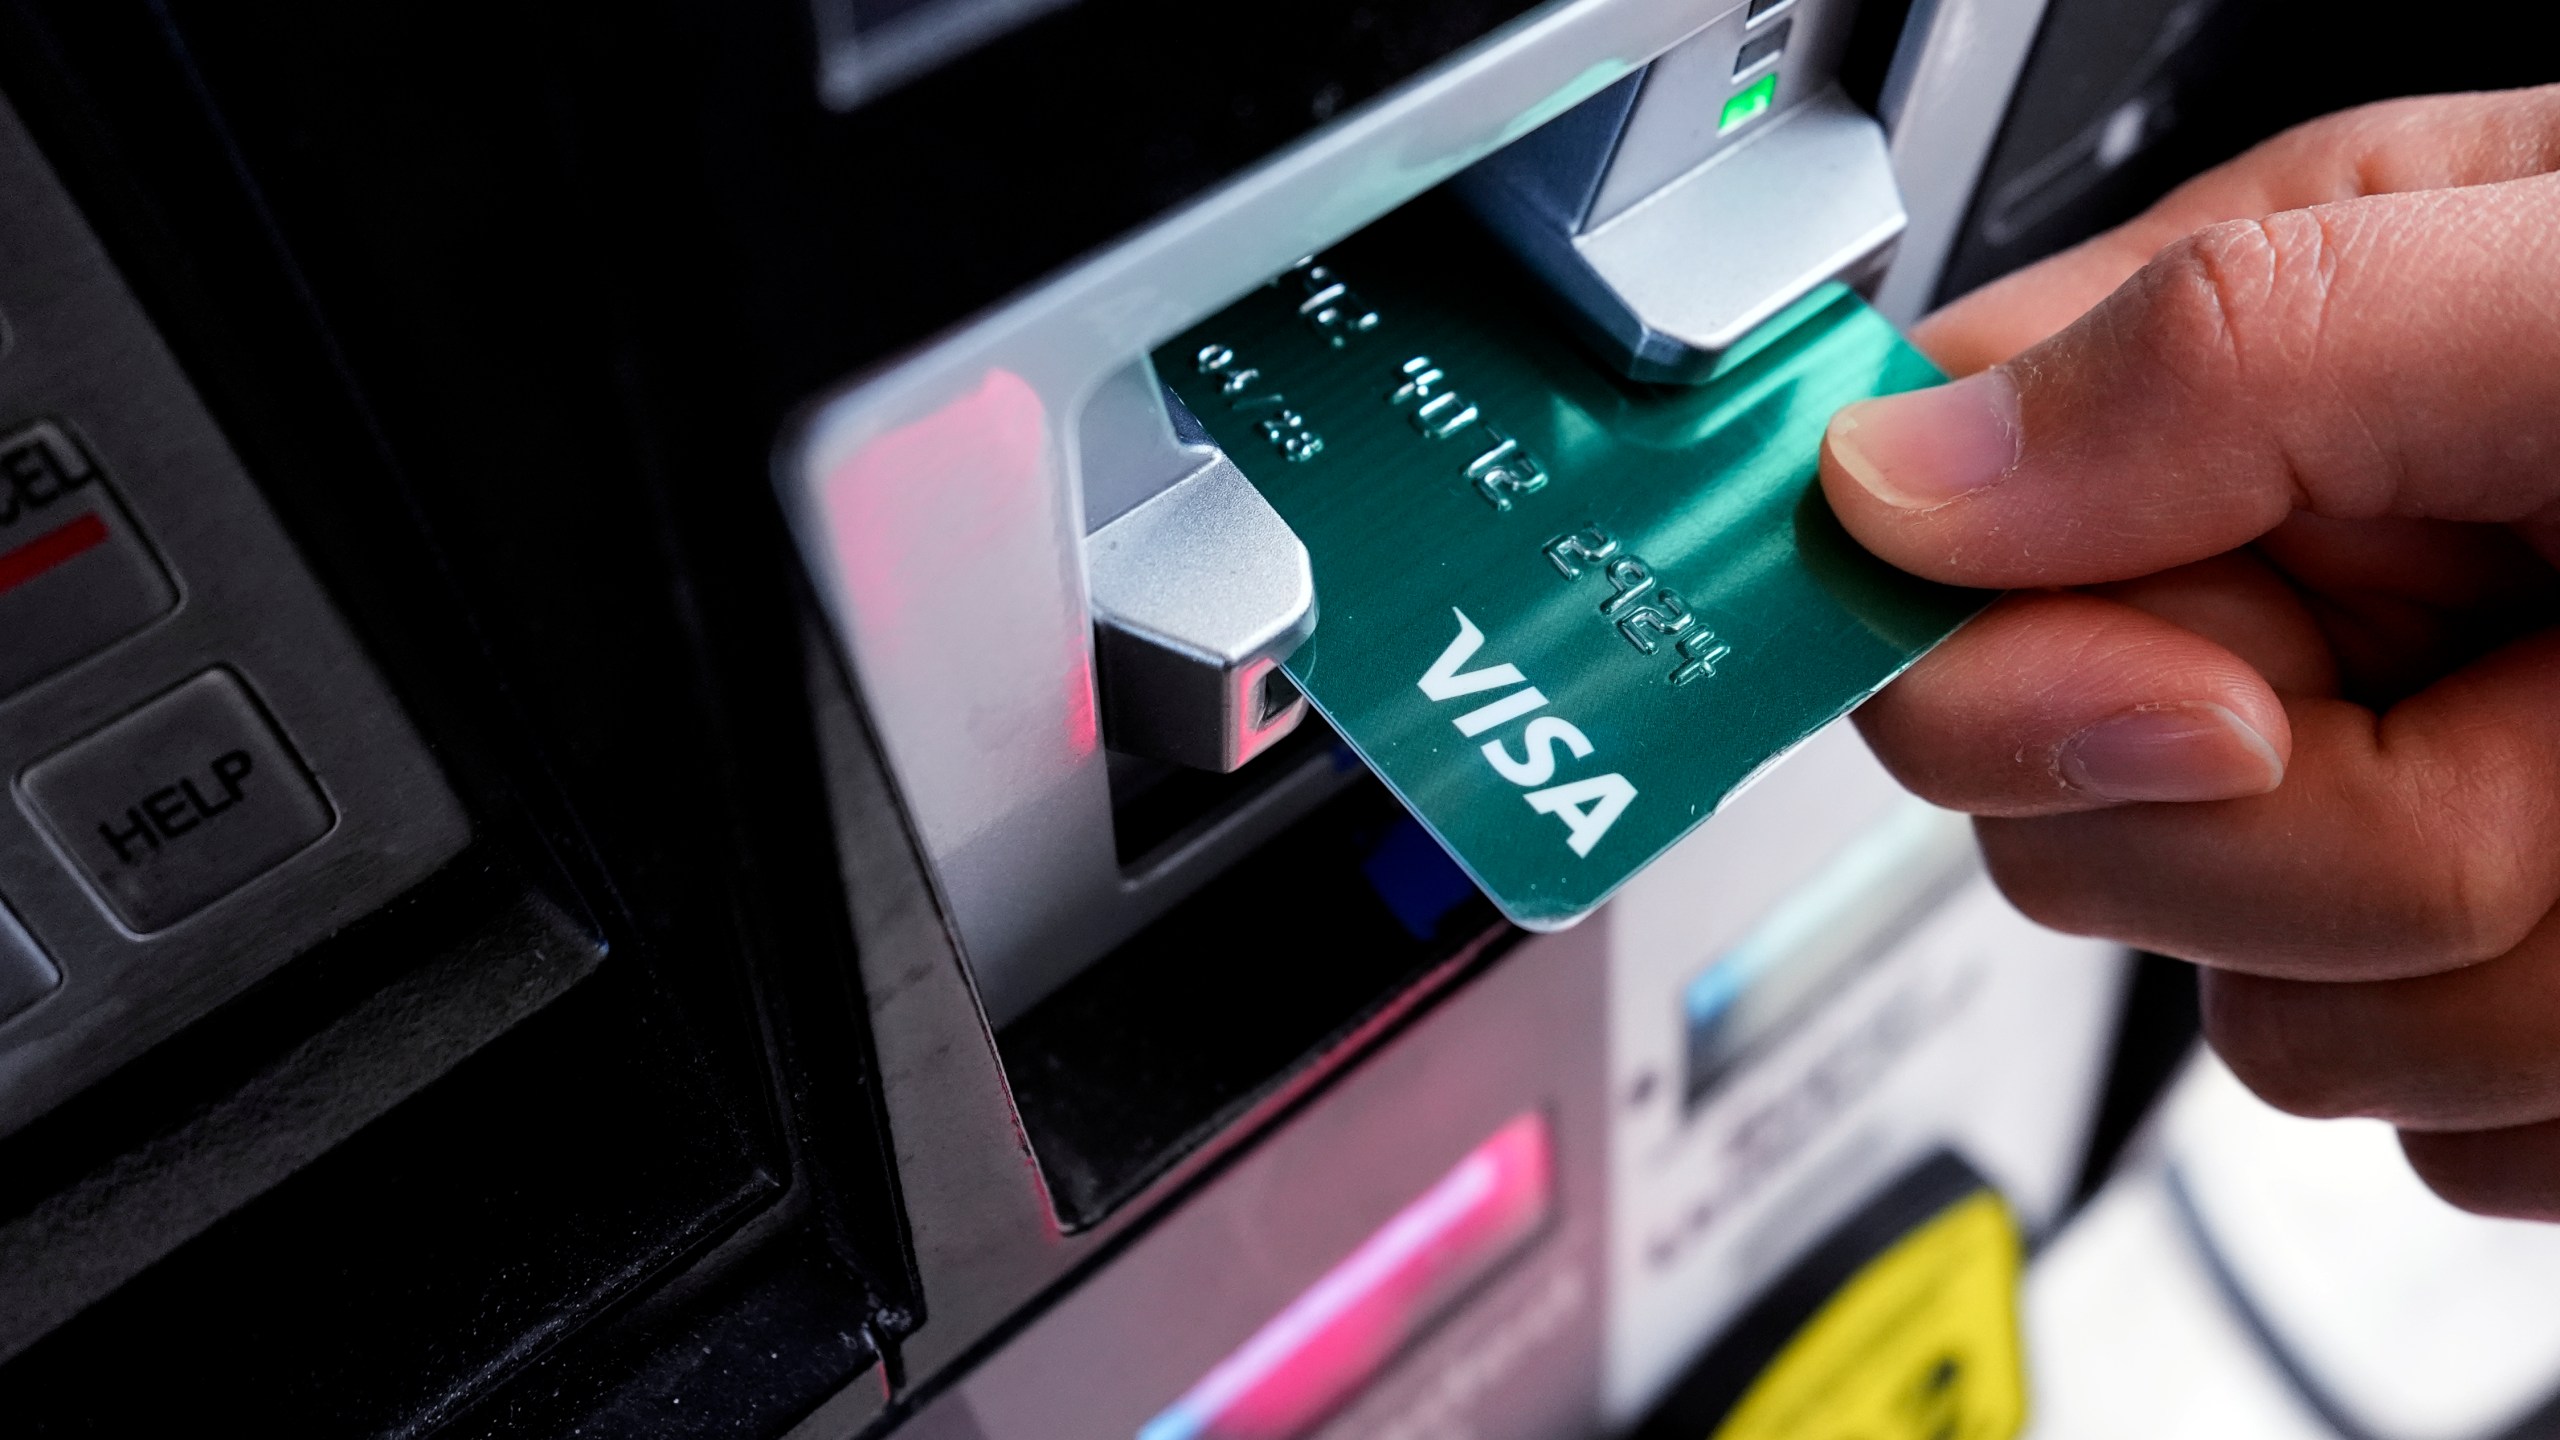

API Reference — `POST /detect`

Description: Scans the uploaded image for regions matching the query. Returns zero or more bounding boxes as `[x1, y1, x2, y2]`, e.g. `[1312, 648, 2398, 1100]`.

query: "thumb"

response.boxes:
[1821, 174, 2560, 588]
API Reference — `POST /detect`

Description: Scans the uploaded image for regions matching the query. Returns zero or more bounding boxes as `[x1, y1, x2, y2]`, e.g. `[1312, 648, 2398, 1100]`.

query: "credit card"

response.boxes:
[1154, 207, 1988, 930]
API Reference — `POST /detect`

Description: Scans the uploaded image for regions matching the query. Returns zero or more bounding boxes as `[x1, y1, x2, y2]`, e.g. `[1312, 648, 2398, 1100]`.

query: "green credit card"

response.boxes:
[1155, 209, 1988, 931]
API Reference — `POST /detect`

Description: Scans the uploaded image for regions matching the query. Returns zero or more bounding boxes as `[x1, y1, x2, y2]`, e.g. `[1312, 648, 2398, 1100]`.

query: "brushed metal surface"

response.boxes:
[1087, 451, 1314, 772]
[1576, 86, 1908, 369]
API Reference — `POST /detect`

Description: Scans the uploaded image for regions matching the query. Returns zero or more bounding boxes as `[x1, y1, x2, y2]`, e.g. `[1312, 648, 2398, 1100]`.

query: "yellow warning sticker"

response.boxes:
[1707, 1191, 2027, 1440]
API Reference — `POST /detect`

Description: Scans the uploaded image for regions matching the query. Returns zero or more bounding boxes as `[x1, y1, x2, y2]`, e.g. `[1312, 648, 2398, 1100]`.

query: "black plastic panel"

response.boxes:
[1935, 0, 2560, 305]
[0, 0, 1556, 1427]
[804, 0, 1551, 385]
[0, 0, 912, 1428]
[0, 969, 781, 1433]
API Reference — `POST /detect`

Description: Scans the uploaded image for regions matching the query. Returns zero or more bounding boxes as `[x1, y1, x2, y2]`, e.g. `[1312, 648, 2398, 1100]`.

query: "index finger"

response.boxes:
[1822, 173, 2560, 590]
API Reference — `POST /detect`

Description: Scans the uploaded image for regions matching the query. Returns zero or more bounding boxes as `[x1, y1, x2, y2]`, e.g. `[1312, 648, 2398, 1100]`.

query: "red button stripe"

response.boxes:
[0, 513, 111, 597]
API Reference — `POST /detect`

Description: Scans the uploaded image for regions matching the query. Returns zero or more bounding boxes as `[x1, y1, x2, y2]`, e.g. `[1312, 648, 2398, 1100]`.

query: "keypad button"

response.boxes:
[0, 418, 178, 698]
[0, 900, 59, 1026]
[19, 669, 334, 933]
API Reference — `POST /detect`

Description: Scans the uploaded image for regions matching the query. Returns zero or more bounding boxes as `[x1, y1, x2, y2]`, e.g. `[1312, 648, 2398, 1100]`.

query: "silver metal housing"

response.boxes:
[1456, 0, 1911, 383]
[781, 0, 1757, 1030]
[1464, 82, 1907, 382]
[1870, 0, 2059, 323]
[1087, 450, 1314, 773]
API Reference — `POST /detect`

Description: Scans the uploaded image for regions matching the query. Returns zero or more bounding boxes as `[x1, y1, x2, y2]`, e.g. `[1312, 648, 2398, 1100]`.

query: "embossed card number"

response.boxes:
[1157, 213, 1988, 929]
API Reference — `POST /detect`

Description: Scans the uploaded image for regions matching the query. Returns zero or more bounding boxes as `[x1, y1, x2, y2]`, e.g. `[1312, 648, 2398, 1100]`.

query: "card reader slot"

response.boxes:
[1000, 776, 1508, 1230]
[1108, 714, 1352, 869]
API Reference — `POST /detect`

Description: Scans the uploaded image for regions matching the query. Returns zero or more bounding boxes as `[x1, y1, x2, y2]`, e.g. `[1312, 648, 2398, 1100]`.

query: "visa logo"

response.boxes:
[1419, 608, 1636, 859]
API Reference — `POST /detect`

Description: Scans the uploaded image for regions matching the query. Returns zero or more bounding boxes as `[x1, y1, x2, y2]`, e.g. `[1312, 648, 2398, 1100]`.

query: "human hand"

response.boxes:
[1822, 87, 2560, 1217]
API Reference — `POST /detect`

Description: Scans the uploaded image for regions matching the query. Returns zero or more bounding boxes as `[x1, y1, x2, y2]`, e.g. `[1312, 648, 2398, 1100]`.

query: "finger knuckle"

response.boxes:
[2390, 804, 2550, 965]
[2127, 211, 2416, 520]
[2326, 86, 2560, 186]
[2141, 215, 2339, 392]
[2200, 974, 2366, 1119]
[2137, 223, 2267, 376]
[2274, 94, 2482, 185]
[2252, 86, 2560, 198]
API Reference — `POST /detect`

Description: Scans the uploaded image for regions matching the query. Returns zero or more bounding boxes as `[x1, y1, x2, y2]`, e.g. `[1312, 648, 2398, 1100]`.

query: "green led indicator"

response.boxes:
[1720, 73, 1779, 133]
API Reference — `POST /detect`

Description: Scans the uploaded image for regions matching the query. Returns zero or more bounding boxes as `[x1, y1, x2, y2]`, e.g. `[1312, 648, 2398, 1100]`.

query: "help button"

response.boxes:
[20, 670, 334, 932]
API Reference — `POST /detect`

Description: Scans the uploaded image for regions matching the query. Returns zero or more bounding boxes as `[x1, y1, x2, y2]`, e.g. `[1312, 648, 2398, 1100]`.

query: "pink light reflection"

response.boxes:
[817, 369, 1098, 760]
[1139, 1112, 1554, 1440]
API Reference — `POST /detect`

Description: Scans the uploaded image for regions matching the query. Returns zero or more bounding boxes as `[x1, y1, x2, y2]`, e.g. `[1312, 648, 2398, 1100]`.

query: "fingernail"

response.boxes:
[1827, 368, 2023, 510]
[2059, 703, 2285, 804]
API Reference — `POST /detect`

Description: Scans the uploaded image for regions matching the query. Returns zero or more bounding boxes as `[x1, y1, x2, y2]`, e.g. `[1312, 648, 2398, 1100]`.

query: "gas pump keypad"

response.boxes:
[0, 94, 470, 1134]
[0, 419, 175, 697]
[21, 670, 334, 933]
